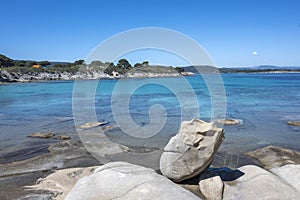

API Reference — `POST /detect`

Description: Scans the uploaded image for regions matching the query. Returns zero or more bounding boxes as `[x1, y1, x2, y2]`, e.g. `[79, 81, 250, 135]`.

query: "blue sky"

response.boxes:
[0, 0, 299, 67]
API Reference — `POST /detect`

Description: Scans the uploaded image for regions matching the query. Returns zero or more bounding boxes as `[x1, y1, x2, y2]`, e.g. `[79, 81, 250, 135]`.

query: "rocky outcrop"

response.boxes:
[246, 145, 300, 170]
[160, 119, 224, 182]
[0, 68, 182, 83]
[222, 165, 299, 200]
[65, 162, 201, 200]
[0, 70, 17, 82]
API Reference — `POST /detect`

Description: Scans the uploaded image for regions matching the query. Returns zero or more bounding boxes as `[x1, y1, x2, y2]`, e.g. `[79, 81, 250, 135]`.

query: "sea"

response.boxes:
[1, 73, 300, 164]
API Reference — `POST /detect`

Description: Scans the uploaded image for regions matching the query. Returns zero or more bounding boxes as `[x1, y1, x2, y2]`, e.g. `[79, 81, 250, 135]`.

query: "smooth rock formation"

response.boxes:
[287, 121, 300, 126]
[223, 165, 299, 200]
[271, 164, 300, 192]
[65, 162, 201, 200]
[0, 140, 128, 177]
[217, 119, 240, 125]
[26, 166, 98, 200]
[246, 145, 300, 170]
[199, 176, 223, 200]
[28, 132, 56, 139]
[160, 119, 224, 182]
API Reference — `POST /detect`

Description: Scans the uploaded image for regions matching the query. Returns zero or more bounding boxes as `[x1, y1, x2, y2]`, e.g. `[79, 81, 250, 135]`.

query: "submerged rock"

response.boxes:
[55, 135, 71, 140]
[217, 119, 240, 125]
[78, 121, 109, 129]
[0, 141, 98, 177]
[246, 145, 300, 170]
[223, 165, 299, 200]
[28, 132, 71, 140]
[287, 121, 300, 126]
[160, 119, 224, 182]
[28, 132, 56, 139]
[65, 162, 201, 200]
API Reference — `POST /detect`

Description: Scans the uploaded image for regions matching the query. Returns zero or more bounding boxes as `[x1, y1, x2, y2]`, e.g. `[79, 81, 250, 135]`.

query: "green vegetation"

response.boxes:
[104, 59, 132, 75]
[174, 67, 184, 73]
[0, 54, 14, 68]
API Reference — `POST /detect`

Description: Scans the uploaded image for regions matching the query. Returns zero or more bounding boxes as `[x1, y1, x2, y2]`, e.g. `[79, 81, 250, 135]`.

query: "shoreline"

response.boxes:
[2, 71, 300, 84]
[1, 140, 299, 199]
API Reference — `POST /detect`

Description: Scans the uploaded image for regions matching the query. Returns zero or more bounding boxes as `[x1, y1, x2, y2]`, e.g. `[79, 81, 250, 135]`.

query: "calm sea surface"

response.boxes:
[1, 73, 300, 163]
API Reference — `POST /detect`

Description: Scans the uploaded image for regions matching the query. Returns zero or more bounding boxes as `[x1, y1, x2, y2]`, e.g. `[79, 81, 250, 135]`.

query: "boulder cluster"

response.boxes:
[26, 119, 300, 200]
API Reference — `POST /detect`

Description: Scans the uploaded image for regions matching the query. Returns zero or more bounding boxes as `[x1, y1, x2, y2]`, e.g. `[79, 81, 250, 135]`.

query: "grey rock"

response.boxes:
[246, 145, 300, 170]
[65, 162, 201, 200]
[199, 175, 223, 200]
[223, 165, 299, 200]
[271, 164, 300, 192]
[160, 119, 224, 182]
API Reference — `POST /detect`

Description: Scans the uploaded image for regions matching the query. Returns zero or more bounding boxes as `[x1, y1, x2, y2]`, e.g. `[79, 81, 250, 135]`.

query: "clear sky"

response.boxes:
[0, 0, 299, 67]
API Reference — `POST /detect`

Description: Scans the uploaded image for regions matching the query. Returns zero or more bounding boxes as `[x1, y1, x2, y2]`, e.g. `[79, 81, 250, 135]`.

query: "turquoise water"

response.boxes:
[1, 73, 300, 163]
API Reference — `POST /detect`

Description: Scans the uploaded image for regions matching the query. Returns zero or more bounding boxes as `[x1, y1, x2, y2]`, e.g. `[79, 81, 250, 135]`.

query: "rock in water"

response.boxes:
[287, 121, 300, 126]
[223, 165, 299, 200]
[160, 119, 224, 182]
[217, 118, 240, 125]
[65, 162, 201, 200]
[246, 145, 300, 170]
[28, 132, 56, 139]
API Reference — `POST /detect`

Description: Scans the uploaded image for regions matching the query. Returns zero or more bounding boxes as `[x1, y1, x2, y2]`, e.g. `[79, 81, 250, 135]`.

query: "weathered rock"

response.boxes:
[26, 166, 98, 200]
[246, 145, 300, 170]
[223, 165, 299, 200]
[271, 164, 300, 192]
[28, 132, 56, 139]
[65, 162, 201, 200]
[199, 175, 223, 200]
[217, 119, 240, 125]
[287, 121, 300, 126]
[160, 119, 224, 182]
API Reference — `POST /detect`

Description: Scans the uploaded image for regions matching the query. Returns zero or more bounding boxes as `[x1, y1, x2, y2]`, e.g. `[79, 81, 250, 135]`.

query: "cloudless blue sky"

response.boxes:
[0, 0, 299, 67]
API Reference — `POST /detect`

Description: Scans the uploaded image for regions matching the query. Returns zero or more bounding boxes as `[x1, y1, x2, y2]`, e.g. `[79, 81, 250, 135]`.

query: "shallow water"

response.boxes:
[0, 73, 300, 163]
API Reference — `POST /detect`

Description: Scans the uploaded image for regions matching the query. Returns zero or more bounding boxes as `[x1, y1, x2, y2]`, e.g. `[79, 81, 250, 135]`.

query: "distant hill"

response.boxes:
[182, 65, 219, 73]
[253, 65, 300, 70]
